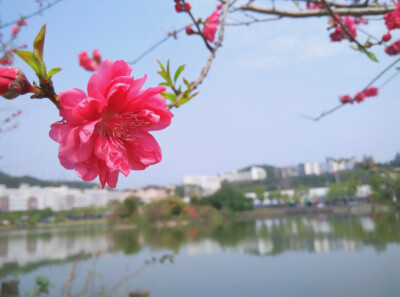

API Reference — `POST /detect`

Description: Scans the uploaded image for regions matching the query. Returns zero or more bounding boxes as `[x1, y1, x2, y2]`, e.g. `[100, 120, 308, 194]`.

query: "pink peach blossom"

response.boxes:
[203, 10, 221, 42]
[78, 51, 100, 71]
[11, 26, 20, 38]
[50, 60, 174, 188]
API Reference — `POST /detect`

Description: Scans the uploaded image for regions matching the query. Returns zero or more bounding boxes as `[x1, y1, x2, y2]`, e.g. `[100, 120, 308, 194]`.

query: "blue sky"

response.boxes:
[0, 0, 399, 189]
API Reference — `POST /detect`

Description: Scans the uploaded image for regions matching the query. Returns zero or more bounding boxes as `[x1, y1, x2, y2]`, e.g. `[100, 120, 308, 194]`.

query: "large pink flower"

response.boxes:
[203, 10, 221, 42]
[50, 60, 173, 188]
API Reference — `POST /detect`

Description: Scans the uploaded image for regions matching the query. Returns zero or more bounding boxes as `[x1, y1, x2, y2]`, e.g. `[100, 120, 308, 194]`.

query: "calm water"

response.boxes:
[1, 213, 400, 297]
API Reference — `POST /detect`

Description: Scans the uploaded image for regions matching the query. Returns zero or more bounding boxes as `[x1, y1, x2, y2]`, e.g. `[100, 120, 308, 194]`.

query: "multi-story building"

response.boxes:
[0, 184, 124, 212]
[297, 162, 323, 176]
[220, 166, 267, 183]
[183, 175, 221, 198]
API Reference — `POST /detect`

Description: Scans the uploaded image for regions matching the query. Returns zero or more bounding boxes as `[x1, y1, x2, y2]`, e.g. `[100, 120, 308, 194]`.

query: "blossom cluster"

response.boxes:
[182, 2, 222, 43]
[328, 16, 365, 42]
[383, 2, 400, 55]
[340, 87, 378, 104]
[78, 49, 102, 71]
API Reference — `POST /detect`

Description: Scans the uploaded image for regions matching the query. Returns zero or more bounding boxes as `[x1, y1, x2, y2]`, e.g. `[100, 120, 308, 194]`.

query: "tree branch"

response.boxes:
[238, 4, 396, 17]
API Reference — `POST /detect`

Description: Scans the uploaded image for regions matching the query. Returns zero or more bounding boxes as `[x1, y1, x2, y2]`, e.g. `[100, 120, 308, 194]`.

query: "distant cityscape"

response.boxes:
[0, 157, 367, 212]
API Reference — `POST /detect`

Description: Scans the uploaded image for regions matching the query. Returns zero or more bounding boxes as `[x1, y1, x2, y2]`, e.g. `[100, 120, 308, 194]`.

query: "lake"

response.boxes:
[1, 213, 400, 297]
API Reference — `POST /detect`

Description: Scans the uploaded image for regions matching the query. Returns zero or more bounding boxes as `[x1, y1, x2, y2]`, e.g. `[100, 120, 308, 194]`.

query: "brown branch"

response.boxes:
[170, 0, 230, 108]
[239, 4, 396, 17]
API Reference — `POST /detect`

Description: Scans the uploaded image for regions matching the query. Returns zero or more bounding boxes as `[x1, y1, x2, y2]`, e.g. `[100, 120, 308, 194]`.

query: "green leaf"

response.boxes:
[157, 71, 171, 86]
[157, 60, 166, 73]
[13, 50, 40, 74]
[165, 60, 172, 86]
[350, 44, 359, 51]
[174, 64, 185, 83]
[183, 78, 191, 88]
[159, 82, 170, 87]
[33, 24, 46, 59]
[161, 92, 177, 103]
[364, 50, 378, 62]
[33, 51, 46, 78]
[47, 67, 62, 79]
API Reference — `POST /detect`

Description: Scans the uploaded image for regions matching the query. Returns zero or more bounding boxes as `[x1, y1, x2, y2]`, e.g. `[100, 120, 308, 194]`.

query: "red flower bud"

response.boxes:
[354, 92, 365, 103]
[382, 33, 392, 42]
[175, 3, 183, 12]
[363, 86, 378, 97]
[185, 26, 194, 35]
[0, 67, 35, 99]
[184, 2, 191, 11]
[340, 95, 352, 104]
[217, 3, 222, 10]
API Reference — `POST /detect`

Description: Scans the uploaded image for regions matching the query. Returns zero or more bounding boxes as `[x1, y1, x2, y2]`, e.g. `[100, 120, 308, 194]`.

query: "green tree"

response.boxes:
[253, 186, 265, 202]
[207, 188, 253, 211]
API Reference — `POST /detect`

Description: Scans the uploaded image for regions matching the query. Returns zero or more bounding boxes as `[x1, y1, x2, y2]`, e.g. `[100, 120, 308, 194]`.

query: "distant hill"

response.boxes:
[0, 171, 96, 189]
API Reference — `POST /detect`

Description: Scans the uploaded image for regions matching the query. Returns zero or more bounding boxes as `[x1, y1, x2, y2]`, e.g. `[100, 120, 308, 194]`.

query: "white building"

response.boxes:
[220, 166, 267, 183]
[183, 175, 221, 198]
[298, 162, 323, 176]
[0, 184, 124, 212]
[132, 186, 175, 204]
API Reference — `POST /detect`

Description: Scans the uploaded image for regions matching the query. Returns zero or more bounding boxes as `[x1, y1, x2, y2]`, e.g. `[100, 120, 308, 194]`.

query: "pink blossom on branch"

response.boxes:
[78, 50, 102, 72]
[203, 10, 221, 42]
[385, 40, 400, 56]
[11, 26, 20, 38]
[49, 60, 174, 188]
[384, 2, 400, 30]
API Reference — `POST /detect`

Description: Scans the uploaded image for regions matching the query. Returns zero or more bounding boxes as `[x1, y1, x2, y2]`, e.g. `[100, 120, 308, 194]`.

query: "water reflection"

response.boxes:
[0, 213, 400, 278]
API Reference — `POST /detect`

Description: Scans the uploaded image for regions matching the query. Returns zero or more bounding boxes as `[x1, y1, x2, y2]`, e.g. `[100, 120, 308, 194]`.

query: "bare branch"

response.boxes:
[0, 0, 64, 29]
[226, 16, 282, 26]
[239, 4, 396, 17]
[127, 26, 186, 65]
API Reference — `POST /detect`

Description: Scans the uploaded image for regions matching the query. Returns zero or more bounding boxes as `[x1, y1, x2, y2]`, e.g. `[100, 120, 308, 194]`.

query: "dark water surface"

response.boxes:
[1, 213, 400, 297]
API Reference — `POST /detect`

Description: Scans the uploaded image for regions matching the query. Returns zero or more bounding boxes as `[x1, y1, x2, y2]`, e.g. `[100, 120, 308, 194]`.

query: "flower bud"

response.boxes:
[184, 3, 191, 11]
[382, 33, 392, 42]
[0, 67, 35, 99]
[185, 26, 194, 35]
[175, 3, 183, 12]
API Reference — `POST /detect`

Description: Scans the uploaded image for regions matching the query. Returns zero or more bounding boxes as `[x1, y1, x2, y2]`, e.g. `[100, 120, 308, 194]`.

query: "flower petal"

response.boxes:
[87, 60, 132, 100]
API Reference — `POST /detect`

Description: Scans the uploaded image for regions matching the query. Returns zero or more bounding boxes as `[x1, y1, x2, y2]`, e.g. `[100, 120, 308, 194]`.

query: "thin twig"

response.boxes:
[0, 0, 64, 29]
[363, 56, 400, 89]
[300, 104, 344, 121]
[226, 16, 282, 26]
[126, 26, 186, 65]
